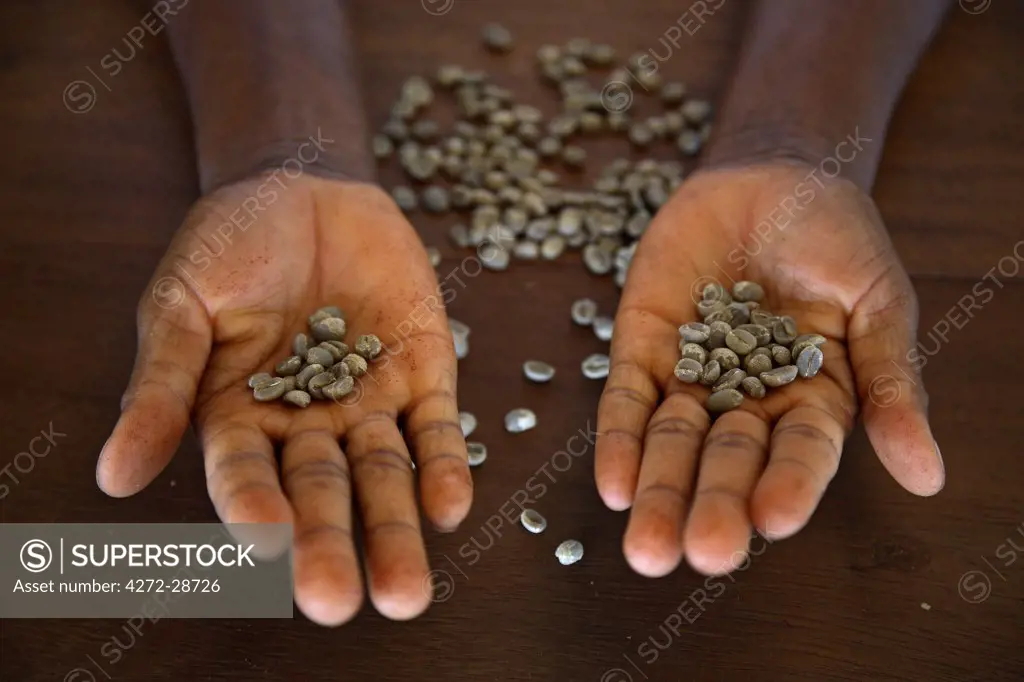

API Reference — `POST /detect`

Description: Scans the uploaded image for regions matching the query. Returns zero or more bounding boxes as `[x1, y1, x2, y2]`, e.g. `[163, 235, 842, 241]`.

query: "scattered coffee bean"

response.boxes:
[571, 298, 598, 326]
[505, 408, 538, 433]
[555, 539, 584, 566]
[482, 23, 514, 52]
[467, 442, 488, 467]
[460, 411, 478, 438]
[520, 509, 548, 534]
[392, 186, 418, 211]
[355, 334, 383, 360]
[342, 353, 368, 377]
[524, 360, 556, 383]
[593, 316, 614, 341]
[582, 353, 610, 379]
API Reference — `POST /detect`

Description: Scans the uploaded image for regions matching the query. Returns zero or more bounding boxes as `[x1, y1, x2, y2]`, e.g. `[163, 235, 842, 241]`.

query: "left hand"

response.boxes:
[594, 161, 944, 578]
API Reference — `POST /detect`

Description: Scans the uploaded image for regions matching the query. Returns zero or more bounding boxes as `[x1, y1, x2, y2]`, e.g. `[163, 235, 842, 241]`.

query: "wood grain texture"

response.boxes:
[1, 1, 1022, 681]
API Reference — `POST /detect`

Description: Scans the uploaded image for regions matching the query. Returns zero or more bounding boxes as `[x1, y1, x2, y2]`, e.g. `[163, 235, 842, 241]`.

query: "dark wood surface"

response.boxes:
[2, 1, 1023, 680]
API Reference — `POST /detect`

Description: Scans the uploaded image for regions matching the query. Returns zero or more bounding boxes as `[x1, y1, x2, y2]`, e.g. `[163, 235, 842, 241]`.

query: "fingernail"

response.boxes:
[933, 439, 944, 472]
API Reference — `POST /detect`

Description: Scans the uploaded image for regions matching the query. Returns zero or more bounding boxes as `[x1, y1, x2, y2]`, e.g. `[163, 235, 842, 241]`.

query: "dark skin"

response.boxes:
[98, 0, 951, 624]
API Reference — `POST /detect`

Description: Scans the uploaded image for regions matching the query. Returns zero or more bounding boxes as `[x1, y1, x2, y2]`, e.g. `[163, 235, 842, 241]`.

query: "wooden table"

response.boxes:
[2, 1, 1022, 680]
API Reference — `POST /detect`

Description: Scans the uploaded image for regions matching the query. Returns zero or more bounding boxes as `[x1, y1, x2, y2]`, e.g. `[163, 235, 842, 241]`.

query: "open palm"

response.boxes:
[97, 175, 471, 625]
[595, 162, 944, 578]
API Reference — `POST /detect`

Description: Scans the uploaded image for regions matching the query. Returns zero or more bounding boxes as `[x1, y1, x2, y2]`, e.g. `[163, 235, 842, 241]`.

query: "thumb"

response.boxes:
[97, 272, 210, 497]
[848, 270, 944, 496]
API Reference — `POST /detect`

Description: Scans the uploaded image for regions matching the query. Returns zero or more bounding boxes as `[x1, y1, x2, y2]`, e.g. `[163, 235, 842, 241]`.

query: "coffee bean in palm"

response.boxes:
[679, 342, 706, 366]
[706, 388, 743, 413]
[323, 376, 356, 401]
[678, 322, 710, 343]
[275, 355, 302, 377]
[674, 358, 703, 384]
[307, 372, 335, 400]
[744, 351, 772, 376]
[308, 308, 333, 327]
[702, 282, 730, 303]
[732, 281, 764, 302]
[770, 344, 791, 366]
[354, 334, 382, 361]
[750, 309, 775, 327]
[254, 377, 288, 402]
[725, 329, 757, 355]
[741, 376, 766, 398]
[706, 321, 731, 349]
[704, 308, 733, 326]
[342, 353, 369, 377]
[700, 359, 721, 386]
[292, 333, 312, 357]
[789, 334, 826, 362]
[248, 372, 273, 389]
[331, 361, 351, 380]
[728, 302, 751, 327]
[737, 323, 771, 347]
[709, 347, 740, 371]
[760, 365, 798, 388]
[772, 316, 798, 345]
[296, 364, 324, 390]
[282, 390, 312, 408]
[311, 317, 346, 343]
[698, 298, 727, 318]
[305, 346, 335, 368]
[795, 345, 824, 379]
[280, 376, 297, 392]
[713, 368, 746, 392]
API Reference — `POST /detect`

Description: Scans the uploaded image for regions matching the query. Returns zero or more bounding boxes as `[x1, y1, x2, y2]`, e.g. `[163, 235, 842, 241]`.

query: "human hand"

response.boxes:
[96, 174, 472, 624]
[595, 162, 944, 578]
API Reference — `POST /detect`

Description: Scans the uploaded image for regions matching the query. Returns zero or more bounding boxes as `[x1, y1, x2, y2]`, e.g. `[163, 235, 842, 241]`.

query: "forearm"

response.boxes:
[705, 0, 952, 190]
[166, 0, 373, 194]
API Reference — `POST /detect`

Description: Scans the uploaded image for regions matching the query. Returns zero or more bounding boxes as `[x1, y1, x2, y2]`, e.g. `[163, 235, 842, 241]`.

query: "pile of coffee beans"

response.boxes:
[374, 24, 713, 288]
[675, 281, 826, 413]
[247, 306, 384, 408]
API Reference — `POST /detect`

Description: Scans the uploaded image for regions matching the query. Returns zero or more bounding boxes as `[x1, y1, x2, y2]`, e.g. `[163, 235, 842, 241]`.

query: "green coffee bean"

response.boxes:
[661, 81, 687, 105]
[524, 360, 556, 383]
[306, 346, 335, 368]
[702, 282, 730, 303]
[674, 358, 703, 383]
[292, 333, 312, 357]
[737, 324, 772, 347]
[316, 342, 344, 362]
[741, 376, 766, 398]
[308, 308, 333, 327]
[581, 353, 610, 379]
[681, 99, 712, 124]
[789, 334, 826, 362]
[355, 334, 383, 361]
[275, 356, 302, 376]
[709, 347, 740, 371]
[520, 509, 547, 534]
[307, 372, 335, 400]
[342, 353, 368, 377]
[706, 321, 732, 349]
[700, 359, 721, 386]
[796, 345, 824, 378]
[770, 344, 791, 366]
[311, 317, 346, 343]
[760, 365, 798, 387]
[422, 186, 450, 213]
[459, 411, 477, 438]
[555, 539, 584, 565]
[676, 129, 702, 156]
[562, 145, 587, 169]
[505, 408, 537, 433]
[583, 243, 613, 275]
[628, 124, 654, 147]
[728, 302, 751, 327]
[725, 329, 757, 355]
[706, 388, 743, 413]
[467, 442, 488, 467]
[482, 23, 514, 52]
[744, 352, 772, 376]
[282, 390, 312, 408]
[772, 316, 798, 345]
[679, 322, 711, 343]
[680, 342, 707, 365]
[593, 316, 614, 342]
[323, 376, 356, 400]
[750, 309, 776, 327]
[713, 368, 747, 392]
[571, 298, 598, 326]
[330, 361, 351, 380]
[254, 378, 288, 402]
[296, 364, 324, 390]
[513, 240, 540, 259]
[248, 372, 273, 389]
[732, 281, 764, 302]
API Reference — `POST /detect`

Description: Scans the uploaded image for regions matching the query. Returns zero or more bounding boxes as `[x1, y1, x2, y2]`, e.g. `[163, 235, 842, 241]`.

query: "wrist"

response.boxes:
[703, 120, 879, 191]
